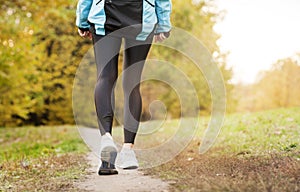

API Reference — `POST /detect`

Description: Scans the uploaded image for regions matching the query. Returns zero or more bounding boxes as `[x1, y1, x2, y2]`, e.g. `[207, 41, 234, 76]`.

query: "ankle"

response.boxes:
[123, 143, 133, 149]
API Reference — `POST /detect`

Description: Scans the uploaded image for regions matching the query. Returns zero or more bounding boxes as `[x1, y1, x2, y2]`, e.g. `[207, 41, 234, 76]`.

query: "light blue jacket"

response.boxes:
[76, 0, 172, 41]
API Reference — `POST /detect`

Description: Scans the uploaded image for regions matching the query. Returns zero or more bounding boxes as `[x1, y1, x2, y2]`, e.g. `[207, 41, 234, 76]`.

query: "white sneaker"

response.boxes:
[117, 147, 139, 169]
[98, 133, 118, 175]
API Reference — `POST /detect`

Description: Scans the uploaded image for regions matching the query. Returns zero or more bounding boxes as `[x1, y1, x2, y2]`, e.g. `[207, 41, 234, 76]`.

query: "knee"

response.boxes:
[123, 86, 141, 98]
[96, 73, 117, 86]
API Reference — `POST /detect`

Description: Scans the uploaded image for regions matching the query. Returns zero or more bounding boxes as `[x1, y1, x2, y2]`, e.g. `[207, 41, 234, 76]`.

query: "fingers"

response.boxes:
[78, 28, 85, 37]
[160, 32, 166, 40]
[154, 35, 162, 42]
[154, 33, 168, 43]
[78, 29, 92, 39]
[154, 34, 163, 42]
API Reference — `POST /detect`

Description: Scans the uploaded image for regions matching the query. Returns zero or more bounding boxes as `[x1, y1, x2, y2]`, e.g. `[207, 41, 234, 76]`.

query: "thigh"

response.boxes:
[122, 38, 153, 91]
[92, 33, 122, 78]
[123, 38, 152, 69]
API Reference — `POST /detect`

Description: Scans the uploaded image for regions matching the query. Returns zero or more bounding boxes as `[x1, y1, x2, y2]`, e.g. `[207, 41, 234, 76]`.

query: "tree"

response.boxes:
[254, 55, 300, 110]
[0, 0, 90, 126]
[0, 1, 42, 126]
[236, 54, 300, 111]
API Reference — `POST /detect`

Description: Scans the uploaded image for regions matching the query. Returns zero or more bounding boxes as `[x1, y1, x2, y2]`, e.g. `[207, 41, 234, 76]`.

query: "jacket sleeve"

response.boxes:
[154, 0, 172, 34]
[76, 0, 93, 29]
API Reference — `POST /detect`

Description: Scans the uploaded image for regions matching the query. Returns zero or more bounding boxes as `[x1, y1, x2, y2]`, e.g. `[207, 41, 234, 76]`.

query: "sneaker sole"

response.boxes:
[123, 165, 138, 170]
[98, 167, 118, 175]
[98, 146, 118, 175]
[118, 161, 139, 170]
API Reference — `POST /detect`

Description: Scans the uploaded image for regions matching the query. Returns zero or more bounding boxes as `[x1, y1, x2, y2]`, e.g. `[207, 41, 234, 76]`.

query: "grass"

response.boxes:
[0, 108, 299, 191]
[0, 125, 89, 191]
[146, 108, 300, 192]
[216, 108, 300, 156]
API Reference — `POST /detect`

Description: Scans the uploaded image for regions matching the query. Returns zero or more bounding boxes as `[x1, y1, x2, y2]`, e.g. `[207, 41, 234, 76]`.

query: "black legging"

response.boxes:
[92, 32, 153, 144]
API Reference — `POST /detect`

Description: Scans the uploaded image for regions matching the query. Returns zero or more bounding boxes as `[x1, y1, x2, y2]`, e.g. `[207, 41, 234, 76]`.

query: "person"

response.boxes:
[76, 0, 172, 175]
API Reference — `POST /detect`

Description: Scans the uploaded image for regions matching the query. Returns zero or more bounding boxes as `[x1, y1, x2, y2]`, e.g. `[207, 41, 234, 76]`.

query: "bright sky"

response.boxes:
[214, 0, 300, 84]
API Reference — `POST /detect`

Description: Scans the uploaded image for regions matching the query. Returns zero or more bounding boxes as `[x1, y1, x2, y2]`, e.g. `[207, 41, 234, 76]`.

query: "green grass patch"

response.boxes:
[146, 108, 300, 192]
[215, 107, 300, 157]
[0, 125, 89, 191]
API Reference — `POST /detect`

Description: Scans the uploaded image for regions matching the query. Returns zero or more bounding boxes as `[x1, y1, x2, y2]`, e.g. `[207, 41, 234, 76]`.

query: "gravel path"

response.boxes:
[75, 127, 170, 192]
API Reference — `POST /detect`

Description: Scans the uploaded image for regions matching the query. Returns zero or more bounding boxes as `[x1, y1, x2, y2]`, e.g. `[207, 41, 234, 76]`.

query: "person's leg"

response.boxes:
[122, 37, 153, 144]
[92, 34, 122, 136]
[92, 33, 122, 175]
[117, 37, 152, 169]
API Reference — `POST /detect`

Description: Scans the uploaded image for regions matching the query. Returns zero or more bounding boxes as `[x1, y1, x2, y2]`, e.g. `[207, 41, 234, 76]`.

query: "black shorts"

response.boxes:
[104, 0, 143, 39]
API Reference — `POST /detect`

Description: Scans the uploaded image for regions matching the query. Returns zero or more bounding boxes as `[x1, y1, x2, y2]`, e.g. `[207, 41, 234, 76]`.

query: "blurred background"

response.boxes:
[0, 0, 299, 127]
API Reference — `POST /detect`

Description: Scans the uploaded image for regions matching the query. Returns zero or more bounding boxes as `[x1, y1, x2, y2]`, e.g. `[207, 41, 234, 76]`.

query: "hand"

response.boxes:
[78, 28, 92, 39]
[154, 32, 170, 43]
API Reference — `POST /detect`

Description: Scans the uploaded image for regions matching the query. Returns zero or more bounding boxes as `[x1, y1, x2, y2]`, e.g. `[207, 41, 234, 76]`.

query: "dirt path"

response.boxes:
[75, 127, 170, 192]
